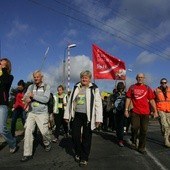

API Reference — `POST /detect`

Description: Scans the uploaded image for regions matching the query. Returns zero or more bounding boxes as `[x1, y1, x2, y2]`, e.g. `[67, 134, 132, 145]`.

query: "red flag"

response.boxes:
[92, 44, 126, 80]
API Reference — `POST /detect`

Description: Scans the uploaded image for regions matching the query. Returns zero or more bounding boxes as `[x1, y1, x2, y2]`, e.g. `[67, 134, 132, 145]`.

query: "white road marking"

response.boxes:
[146, 148, 168, 170]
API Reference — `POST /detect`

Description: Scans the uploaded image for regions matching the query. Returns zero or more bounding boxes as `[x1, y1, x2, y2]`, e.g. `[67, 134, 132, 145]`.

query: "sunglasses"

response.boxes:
[161, 82, 167, 84]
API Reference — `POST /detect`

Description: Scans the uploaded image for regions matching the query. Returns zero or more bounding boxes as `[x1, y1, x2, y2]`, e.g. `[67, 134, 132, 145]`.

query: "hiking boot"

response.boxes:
[118, 140, 124, 147]
[20, 156, 33, 162]
[45, 144, 51, 152]
[79, 160, 88, 167]
[10, 145, 19, 154]
[75, 155, 80, 162]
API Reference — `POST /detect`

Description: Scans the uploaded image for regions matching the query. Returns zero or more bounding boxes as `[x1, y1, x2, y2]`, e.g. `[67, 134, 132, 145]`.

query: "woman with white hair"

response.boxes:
[64, 70, 103, 167]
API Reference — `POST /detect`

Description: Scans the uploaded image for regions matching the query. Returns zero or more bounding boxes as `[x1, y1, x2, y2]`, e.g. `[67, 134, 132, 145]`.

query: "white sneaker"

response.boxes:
[10, 146, 19, 153]
[52, 138, 59, 143]
[79, 160, 88, 167]
[45, 144, 51, 152]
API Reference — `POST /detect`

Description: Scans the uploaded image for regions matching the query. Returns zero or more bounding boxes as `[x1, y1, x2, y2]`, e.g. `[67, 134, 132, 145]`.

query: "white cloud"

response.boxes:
[119, 0, 170, 43]
[39, 54, 92, 93]
[67, 29, 77, 37]
[7, 18, 30, 39]
[136, 51, 158, 65]
[71, 0, 170, 51]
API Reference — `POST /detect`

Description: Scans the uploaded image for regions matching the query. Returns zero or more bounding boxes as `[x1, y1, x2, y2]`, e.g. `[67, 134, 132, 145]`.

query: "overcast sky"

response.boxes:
[1, 0, 170, 92]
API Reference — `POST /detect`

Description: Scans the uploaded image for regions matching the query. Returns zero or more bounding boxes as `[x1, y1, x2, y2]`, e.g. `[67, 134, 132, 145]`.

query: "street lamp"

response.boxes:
[63, 43, 76, 92]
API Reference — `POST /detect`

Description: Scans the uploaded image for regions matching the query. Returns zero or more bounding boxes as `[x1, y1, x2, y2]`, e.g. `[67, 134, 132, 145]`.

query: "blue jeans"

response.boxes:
[11, 108, 26, 137]
[0, 105, 16, 149]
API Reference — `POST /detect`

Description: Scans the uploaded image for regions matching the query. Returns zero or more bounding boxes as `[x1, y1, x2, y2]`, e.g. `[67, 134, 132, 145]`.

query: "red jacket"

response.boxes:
[14, 91, 25, 109]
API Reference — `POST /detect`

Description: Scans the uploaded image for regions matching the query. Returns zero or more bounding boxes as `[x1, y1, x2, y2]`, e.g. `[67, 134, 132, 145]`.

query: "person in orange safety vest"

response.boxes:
[154, 78, 170, 147]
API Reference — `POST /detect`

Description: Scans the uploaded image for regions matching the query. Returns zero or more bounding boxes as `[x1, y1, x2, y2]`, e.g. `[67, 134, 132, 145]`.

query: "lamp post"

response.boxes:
[63, 43, 76, 92]
[67, 43, 76, 92]
[62, 48, 67, 88]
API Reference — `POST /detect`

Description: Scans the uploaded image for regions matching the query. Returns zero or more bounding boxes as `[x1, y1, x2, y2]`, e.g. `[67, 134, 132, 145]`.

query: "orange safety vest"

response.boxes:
[155, 87, 170, 112]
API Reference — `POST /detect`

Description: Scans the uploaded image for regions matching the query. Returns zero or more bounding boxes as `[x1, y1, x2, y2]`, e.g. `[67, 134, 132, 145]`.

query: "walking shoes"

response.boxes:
[79, 160, 88, 167]
[75, 155, 80, 162]
[10, 145, 19, 154]
[20, 156, 33, 162]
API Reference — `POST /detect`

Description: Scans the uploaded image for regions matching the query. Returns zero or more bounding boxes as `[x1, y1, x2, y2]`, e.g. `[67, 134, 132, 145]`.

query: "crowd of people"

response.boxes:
[0, 57, 170, 167]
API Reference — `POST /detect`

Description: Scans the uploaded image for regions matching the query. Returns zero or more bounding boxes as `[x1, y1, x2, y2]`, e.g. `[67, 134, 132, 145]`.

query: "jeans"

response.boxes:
[11, 108, 26, 137]
[131, 112, 149, 150]
[0, 105, 16, 149]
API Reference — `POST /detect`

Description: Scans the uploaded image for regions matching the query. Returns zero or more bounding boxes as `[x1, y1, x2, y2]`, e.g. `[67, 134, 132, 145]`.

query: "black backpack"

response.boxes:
[48, 93, 54, 114]
[114, 91, 126, 112]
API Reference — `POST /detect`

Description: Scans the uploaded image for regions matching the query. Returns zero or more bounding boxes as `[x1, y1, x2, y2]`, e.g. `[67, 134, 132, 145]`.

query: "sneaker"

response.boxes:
[118, 140, 124, 147]
[130, 143, 137, 150]
[10, 145, 19, 154]
[20, 156, 33, 162]
[138, 149, 147, 155]
[79, 160, 88, 167]
[75, 155, 80, 162]
[52, 138, 59, 143]
[45, 144, 51, 152]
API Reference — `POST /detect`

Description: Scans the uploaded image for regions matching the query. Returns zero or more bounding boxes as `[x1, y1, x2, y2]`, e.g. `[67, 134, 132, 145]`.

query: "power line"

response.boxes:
[53, 0, 170, 60]
[90, 0, 170, 48]
[29, 0, 170, 60]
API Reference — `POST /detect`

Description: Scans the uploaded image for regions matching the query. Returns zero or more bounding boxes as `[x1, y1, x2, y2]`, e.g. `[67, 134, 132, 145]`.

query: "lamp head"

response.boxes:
[68, 44, 76, 48]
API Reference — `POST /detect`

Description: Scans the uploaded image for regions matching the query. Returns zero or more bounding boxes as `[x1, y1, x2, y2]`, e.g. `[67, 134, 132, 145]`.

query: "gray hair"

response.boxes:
[80, 70, 92, 79]
[33, 70, 43, 77]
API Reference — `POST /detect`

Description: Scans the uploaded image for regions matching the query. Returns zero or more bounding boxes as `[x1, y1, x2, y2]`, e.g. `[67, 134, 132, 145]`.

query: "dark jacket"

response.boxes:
[0, 68, 14, 105]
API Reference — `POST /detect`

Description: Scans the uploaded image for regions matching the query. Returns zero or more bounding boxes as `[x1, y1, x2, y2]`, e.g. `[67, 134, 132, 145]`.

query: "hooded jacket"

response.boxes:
[64, 82, 103, 130]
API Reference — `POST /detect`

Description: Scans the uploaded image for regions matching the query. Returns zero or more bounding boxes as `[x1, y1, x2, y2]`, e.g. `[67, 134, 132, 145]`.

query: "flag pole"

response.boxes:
[40, 47, 49, 70]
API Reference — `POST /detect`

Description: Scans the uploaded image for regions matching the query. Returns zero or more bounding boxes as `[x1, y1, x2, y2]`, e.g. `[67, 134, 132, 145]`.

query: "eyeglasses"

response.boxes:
[161, 82, 167, 84]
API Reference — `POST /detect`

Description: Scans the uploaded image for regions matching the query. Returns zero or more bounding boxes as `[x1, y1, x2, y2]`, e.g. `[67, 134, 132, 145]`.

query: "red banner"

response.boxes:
[92, 44, 126, 80]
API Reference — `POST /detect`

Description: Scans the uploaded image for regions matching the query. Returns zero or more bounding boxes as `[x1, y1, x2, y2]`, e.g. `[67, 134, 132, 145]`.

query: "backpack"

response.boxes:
[30, 84, 54, 114]
[114, 91, 126, 112]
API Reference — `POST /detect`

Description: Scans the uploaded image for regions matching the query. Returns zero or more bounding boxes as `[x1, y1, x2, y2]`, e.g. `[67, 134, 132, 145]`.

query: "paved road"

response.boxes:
[0, 121, 170, 170]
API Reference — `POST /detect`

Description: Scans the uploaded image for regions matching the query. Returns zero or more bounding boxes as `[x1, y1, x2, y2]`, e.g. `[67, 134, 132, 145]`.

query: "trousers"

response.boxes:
[131, 112, 149, 150]
[158, 111, 170, 147]
[23, 112, 51, 156]
[72, 112, 92, 161]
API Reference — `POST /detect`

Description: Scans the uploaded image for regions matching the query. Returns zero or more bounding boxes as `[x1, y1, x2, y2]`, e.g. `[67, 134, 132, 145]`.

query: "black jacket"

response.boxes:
[0, 68, 14, 105]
